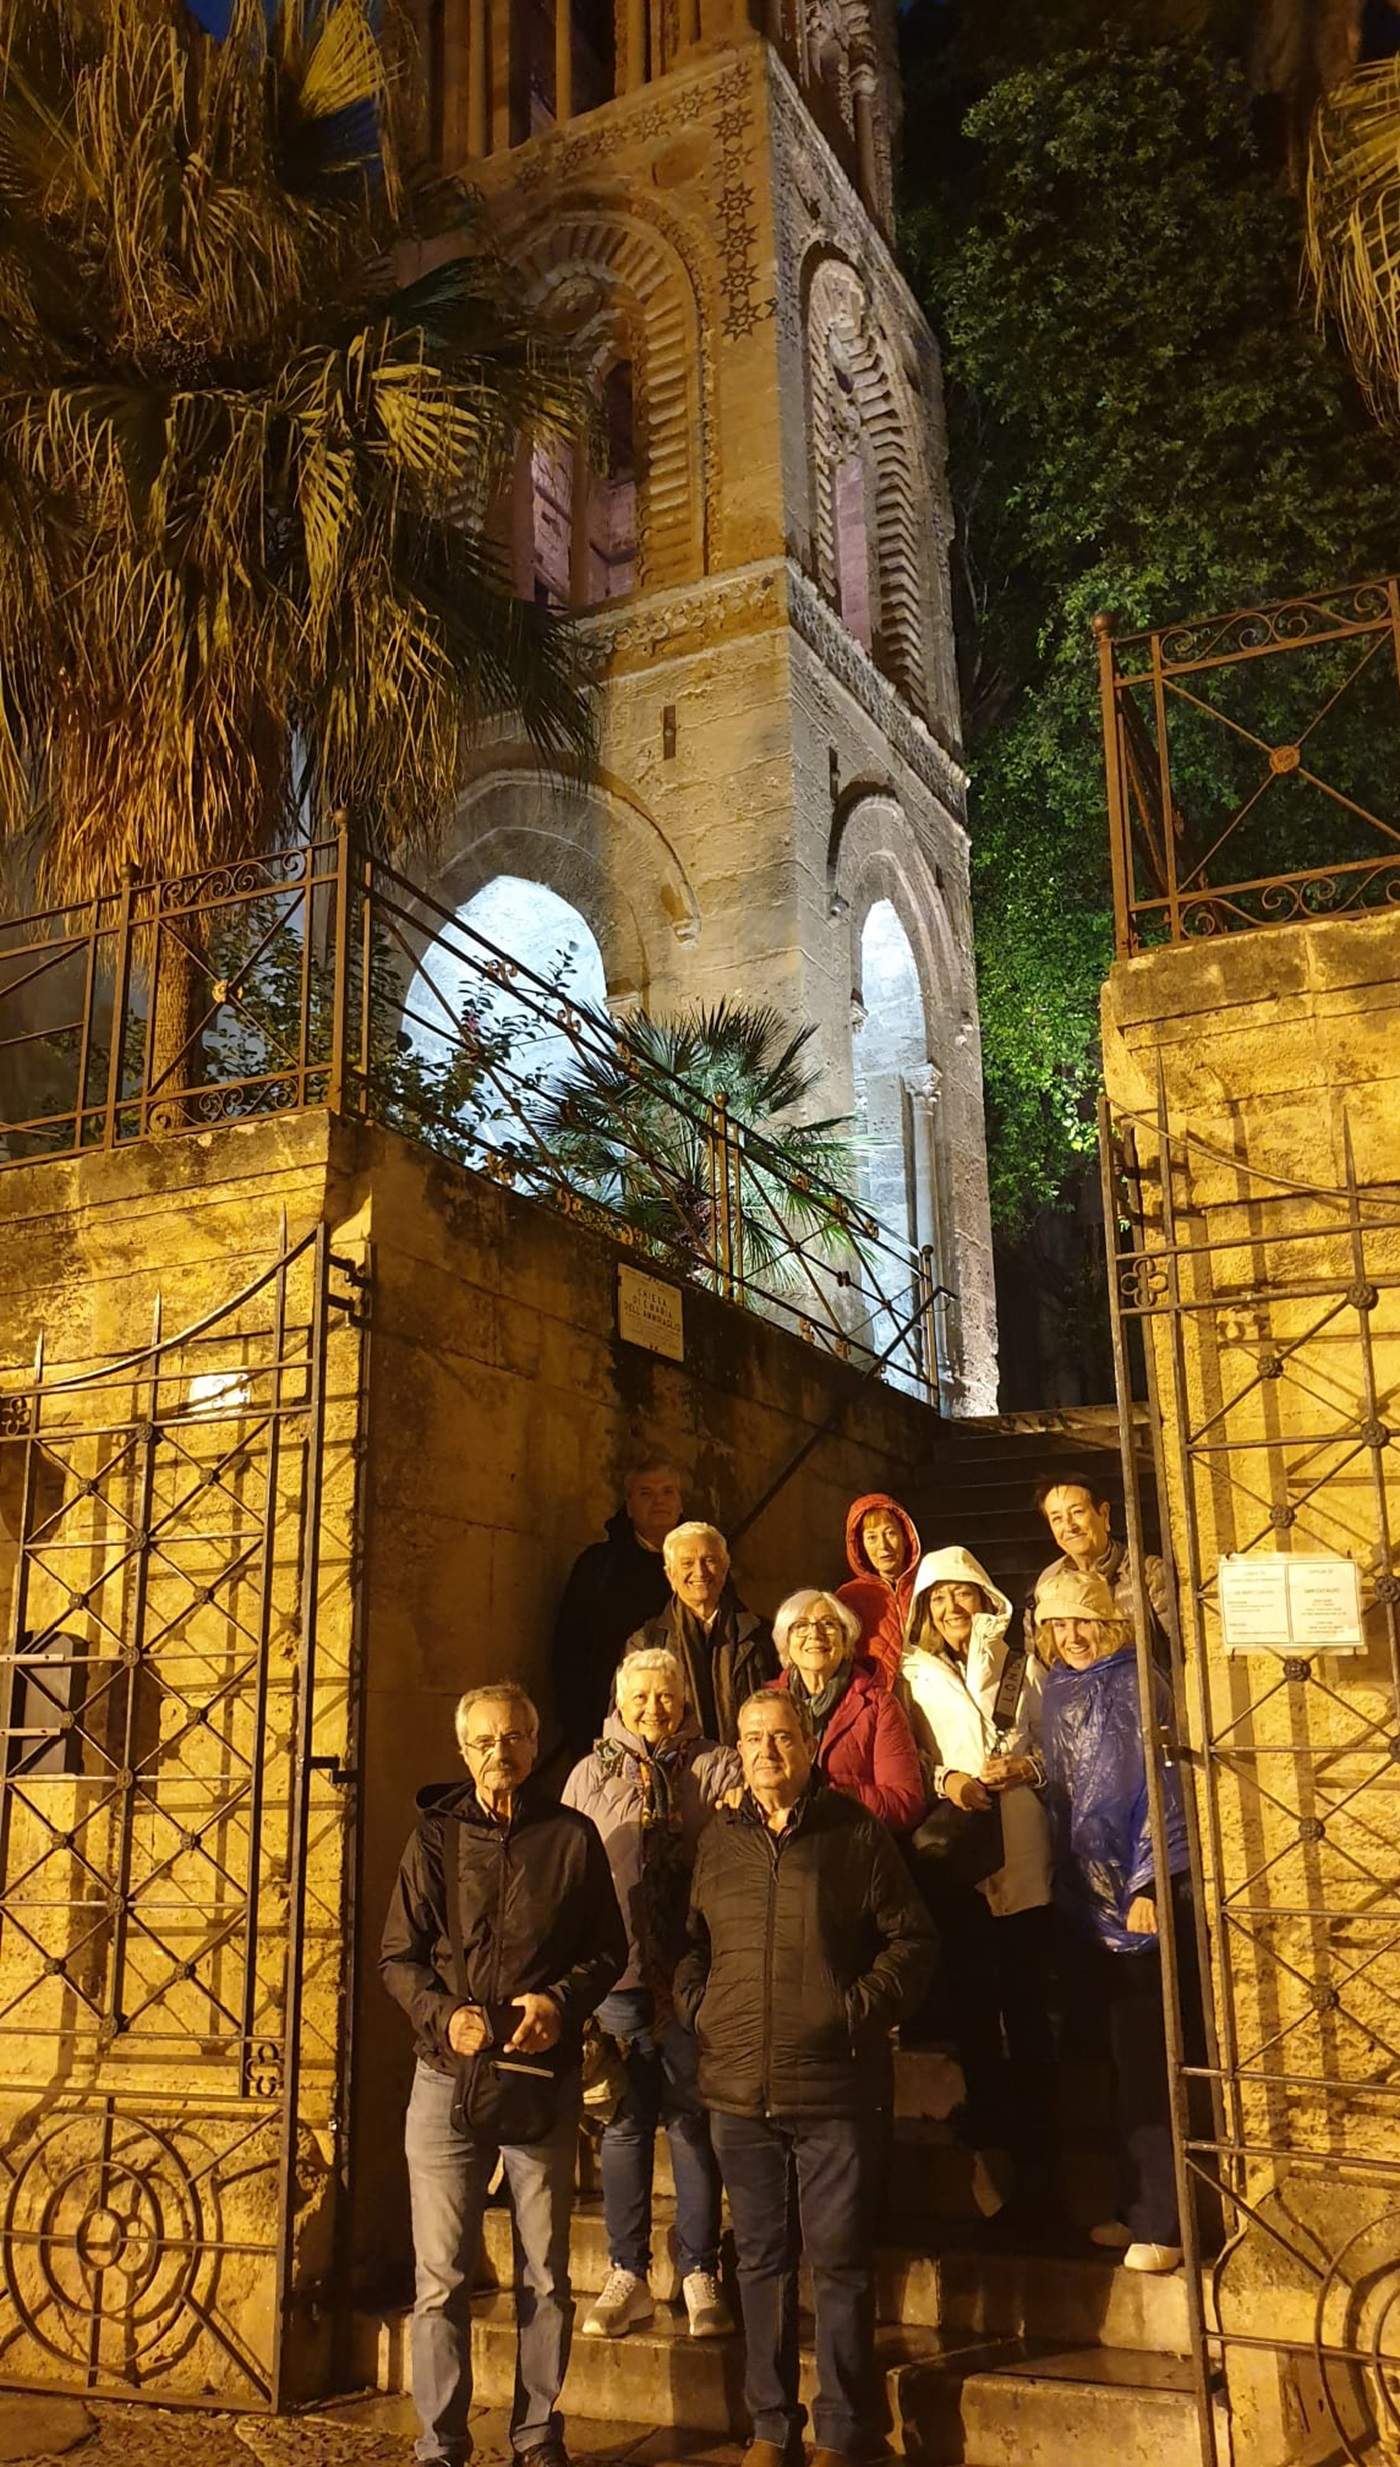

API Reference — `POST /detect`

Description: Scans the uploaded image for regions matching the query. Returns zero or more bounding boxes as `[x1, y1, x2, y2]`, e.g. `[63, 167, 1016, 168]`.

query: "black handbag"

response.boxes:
[444, 1854, 565, 2143]
[909, 1643, 1030, 1891]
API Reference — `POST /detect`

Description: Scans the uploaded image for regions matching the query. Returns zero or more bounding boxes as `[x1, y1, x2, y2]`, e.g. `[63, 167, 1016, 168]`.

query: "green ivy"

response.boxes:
[899, 7, 1399, 1237]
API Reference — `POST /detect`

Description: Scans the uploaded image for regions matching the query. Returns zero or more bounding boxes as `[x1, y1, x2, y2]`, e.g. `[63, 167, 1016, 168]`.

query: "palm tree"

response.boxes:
[1306, 49, 1400, 418]
[528, 1000, 872, 1297]
[0, 0, 595, 1109]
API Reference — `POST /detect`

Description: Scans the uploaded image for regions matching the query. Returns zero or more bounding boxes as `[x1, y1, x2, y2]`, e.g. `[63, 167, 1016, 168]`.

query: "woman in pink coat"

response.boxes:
[767, 1588, 927, 1832]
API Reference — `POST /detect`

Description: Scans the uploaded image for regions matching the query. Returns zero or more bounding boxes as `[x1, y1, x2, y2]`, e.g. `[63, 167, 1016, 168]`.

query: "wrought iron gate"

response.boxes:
[1102, 1078, 1400, 2466]
[0, 1229, 364, 2408]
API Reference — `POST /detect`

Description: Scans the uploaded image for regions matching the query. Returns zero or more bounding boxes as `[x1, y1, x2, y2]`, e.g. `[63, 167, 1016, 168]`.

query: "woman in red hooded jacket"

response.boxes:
[836, 1492, 922, 1689]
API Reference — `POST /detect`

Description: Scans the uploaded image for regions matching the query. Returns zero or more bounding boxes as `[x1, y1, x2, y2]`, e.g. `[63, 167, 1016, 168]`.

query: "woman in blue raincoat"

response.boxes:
[1037, 1565, 1195, 2276]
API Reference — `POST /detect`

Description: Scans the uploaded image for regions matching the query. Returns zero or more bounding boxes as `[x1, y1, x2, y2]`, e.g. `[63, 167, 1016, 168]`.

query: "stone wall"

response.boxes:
[0, 1110, 945, 2367]
[1102, 911, 1400, 2466]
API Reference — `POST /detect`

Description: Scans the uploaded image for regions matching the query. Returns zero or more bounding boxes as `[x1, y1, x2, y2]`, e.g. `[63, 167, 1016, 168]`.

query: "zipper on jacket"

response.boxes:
[466, 1808, 512, 2126]
[760, 1823, 781, 2115]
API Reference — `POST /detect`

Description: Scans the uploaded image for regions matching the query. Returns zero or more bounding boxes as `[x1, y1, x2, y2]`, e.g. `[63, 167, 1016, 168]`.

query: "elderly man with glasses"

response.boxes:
[381, 1682, 627, 2467]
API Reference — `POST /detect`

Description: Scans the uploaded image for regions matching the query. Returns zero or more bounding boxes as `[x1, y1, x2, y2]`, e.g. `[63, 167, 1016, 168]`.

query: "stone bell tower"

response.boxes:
[419, 0, 998, 1409]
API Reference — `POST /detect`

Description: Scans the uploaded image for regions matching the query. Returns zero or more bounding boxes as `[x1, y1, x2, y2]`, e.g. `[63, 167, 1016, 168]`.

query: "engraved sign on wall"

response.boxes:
[1218, 1553, 1366, 1656]
[617, 1265, 685, 1363]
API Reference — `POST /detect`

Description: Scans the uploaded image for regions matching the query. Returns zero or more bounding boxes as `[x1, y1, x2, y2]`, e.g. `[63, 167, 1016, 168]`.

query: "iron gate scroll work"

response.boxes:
[1102, 1082, 1400, 2466]
[0, 1230, 365, 2408]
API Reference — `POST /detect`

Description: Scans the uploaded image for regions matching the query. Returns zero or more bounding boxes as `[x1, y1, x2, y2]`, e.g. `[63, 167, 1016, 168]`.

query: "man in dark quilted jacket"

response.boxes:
[674, 1691, 935, 2467]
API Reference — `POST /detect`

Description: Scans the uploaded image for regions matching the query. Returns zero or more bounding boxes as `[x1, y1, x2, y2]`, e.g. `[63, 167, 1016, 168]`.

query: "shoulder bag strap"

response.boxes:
[990, 1646, 1028, 1741]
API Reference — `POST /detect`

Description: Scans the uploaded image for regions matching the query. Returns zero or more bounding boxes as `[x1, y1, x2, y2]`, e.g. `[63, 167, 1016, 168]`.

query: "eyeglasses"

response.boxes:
[466, 1731, 531, 1755]
[789, 1618, 844, 1639]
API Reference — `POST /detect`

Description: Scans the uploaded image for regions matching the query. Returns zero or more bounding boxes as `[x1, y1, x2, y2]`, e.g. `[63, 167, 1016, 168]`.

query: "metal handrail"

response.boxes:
[1096, 576, 1400, 952]
[0, 824, 959, 1407]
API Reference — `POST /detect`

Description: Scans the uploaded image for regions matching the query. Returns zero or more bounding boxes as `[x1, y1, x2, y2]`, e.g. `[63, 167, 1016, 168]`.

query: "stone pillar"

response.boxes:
[625, 0, 647, 91]
[466, 0, 488, 155]
[852, 66, 879, 214]
[554, 0, 573, 123]
[1101, 909, 1400, 2466]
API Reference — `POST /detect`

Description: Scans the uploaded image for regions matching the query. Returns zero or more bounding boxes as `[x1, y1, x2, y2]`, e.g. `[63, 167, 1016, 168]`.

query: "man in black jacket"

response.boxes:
[675, 1691, 934, 2467]
[551, 1458, 683, 1764]
[381, 1683, 627, 2467]
[628, 1522, 777, 1748]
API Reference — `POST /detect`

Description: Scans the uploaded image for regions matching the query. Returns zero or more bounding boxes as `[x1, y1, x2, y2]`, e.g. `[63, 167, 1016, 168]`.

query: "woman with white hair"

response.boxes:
[767, 1588, 926, 1831]
[901, 1545, 1056, 2219]
[562, 1645, 739, 2345]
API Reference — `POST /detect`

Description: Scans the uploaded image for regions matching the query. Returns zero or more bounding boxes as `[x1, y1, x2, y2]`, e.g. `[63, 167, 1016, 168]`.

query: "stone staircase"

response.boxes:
[923, 1409, 1160, 1617]
[353, 2048, 1207, 2466]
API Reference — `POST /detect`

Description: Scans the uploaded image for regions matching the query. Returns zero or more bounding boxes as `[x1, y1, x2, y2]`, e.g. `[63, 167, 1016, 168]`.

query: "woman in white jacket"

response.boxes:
[901, 1545, 1057, 2217]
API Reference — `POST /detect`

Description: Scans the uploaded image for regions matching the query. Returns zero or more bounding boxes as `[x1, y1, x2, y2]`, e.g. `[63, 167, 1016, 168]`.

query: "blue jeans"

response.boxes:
[595, 1987, 721, 2278]
[711, 2107, 883, 2461]
[404, 2058, 579, 2466]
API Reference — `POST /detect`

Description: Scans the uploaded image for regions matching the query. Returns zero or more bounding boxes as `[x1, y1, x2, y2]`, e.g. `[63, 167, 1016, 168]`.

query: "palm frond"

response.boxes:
[0, 0, 597, 905]
[1306, 56, 1400, 421]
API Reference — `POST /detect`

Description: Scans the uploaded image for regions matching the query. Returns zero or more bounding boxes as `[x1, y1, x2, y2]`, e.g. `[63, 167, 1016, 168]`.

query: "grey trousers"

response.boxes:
[404, 2058, 578, 2465]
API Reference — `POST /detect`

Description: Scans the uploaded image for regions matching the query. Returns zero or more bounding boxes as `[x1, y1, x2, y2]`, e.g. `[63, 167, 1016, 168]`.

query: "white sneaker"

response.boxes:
[682, 2269, 734, 2338]
[1089, 2220, 1133, 2250]
[1124, 2241, 1183, 2273]
[582, 2265, 654, 2337]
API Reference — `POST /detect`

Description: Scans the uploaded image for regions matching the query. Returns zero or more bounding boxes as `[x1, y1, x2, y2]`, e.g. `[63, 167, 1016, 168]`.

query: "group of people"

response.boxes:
[381, 1455, 1193, 2467]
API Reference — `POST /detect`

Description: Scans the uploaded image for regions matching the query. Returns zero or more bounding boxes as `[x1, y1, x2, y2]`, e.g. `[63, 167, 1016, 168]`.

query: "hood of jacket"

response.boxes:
[908, 1545, 1012, 1643]
[843, 1492, 922, 1586]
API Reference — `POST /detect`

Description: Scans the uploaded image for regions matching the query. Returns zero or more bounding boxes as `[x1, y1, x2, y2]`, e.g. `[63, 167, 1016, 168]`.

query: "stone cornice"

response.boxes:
[580, 560, 967, 815]
[783, 565, 967, 814]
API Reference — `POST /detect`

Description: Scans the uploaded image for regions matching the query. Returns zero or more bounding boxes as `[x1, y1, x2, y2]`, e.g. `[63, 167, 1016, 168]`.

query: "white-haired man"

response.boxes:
[381, 1683, 627, 2467]
[625, 1521, 777, 1747]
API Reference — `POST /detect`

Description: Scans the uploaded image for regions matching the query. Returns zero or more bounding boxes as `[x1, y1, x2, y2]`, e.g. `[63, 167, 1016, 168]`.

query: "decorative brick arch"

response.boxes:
[417, 762, 701, 1009]
[505, 195, 712, 590]
[829, 788, 959, 1044]
[804, 252, 932, 718]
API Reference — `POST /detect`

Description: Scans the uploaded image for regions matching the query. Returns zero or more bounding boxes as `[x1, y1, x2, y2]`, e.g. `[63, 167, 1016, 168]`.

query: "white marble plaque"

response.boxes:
[617, 1265, 684, 1363]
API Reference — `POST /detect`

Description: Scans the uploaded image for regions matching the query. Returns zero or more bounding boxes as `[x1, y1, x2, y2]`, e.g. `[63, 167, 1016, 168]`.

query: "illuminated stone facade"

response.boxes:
[417, 0, 998, 1410]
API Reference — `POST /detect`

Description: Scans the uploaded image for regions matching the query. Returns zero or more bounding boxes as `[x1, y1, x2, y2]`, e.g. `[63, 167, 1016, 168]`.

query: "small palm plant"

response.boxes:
[0, 0, 595, 1105]
[529, 1000, 872, 1293]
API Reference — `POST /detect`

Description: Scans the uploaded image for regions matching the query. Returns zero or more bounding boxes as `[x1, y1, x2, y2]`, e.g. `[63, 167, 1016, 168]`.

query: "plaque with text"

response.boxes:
[1219, 1553, 1365, 1656]
[617, 1264, 685, 1363]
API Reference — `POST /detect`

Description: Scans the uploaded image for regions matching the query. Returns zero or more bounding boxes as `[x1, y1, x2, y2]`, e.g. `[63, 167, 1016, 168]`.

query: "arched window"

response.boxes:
[853, 899, 951, 1395]
[518, 359, 640, 609]
[806, 258, 927, 712]
[528, 437, 574, 607]
[832, 433, 873, 651]
[402, 876, 609, 1098]
[584, 363, 638, 603]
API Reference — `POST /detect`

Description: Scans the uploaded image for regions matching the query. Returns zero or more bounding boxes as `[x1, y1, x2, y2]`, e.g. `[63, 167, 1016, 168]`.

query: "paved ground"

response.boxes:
[0, 2393, 743, 2467]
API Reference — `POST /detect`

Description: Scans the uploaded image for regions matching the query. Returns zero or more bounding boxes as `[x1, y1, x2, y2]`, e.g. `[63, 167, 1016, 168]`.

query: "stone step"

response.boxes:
[356, 2300, 1203, 2464]
[898, 2330, 1205, 2467]
[582, 2117, 1116, 2229]
[879, 2121, 1118, 2232]
[478, 2196, 1190, 2354]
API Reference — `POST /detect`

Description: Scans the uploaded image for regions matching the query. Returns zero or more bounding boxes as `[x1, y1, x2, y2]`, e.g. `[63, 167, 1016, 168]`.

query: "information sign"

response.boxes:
[617, 1264, 685, 1363]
